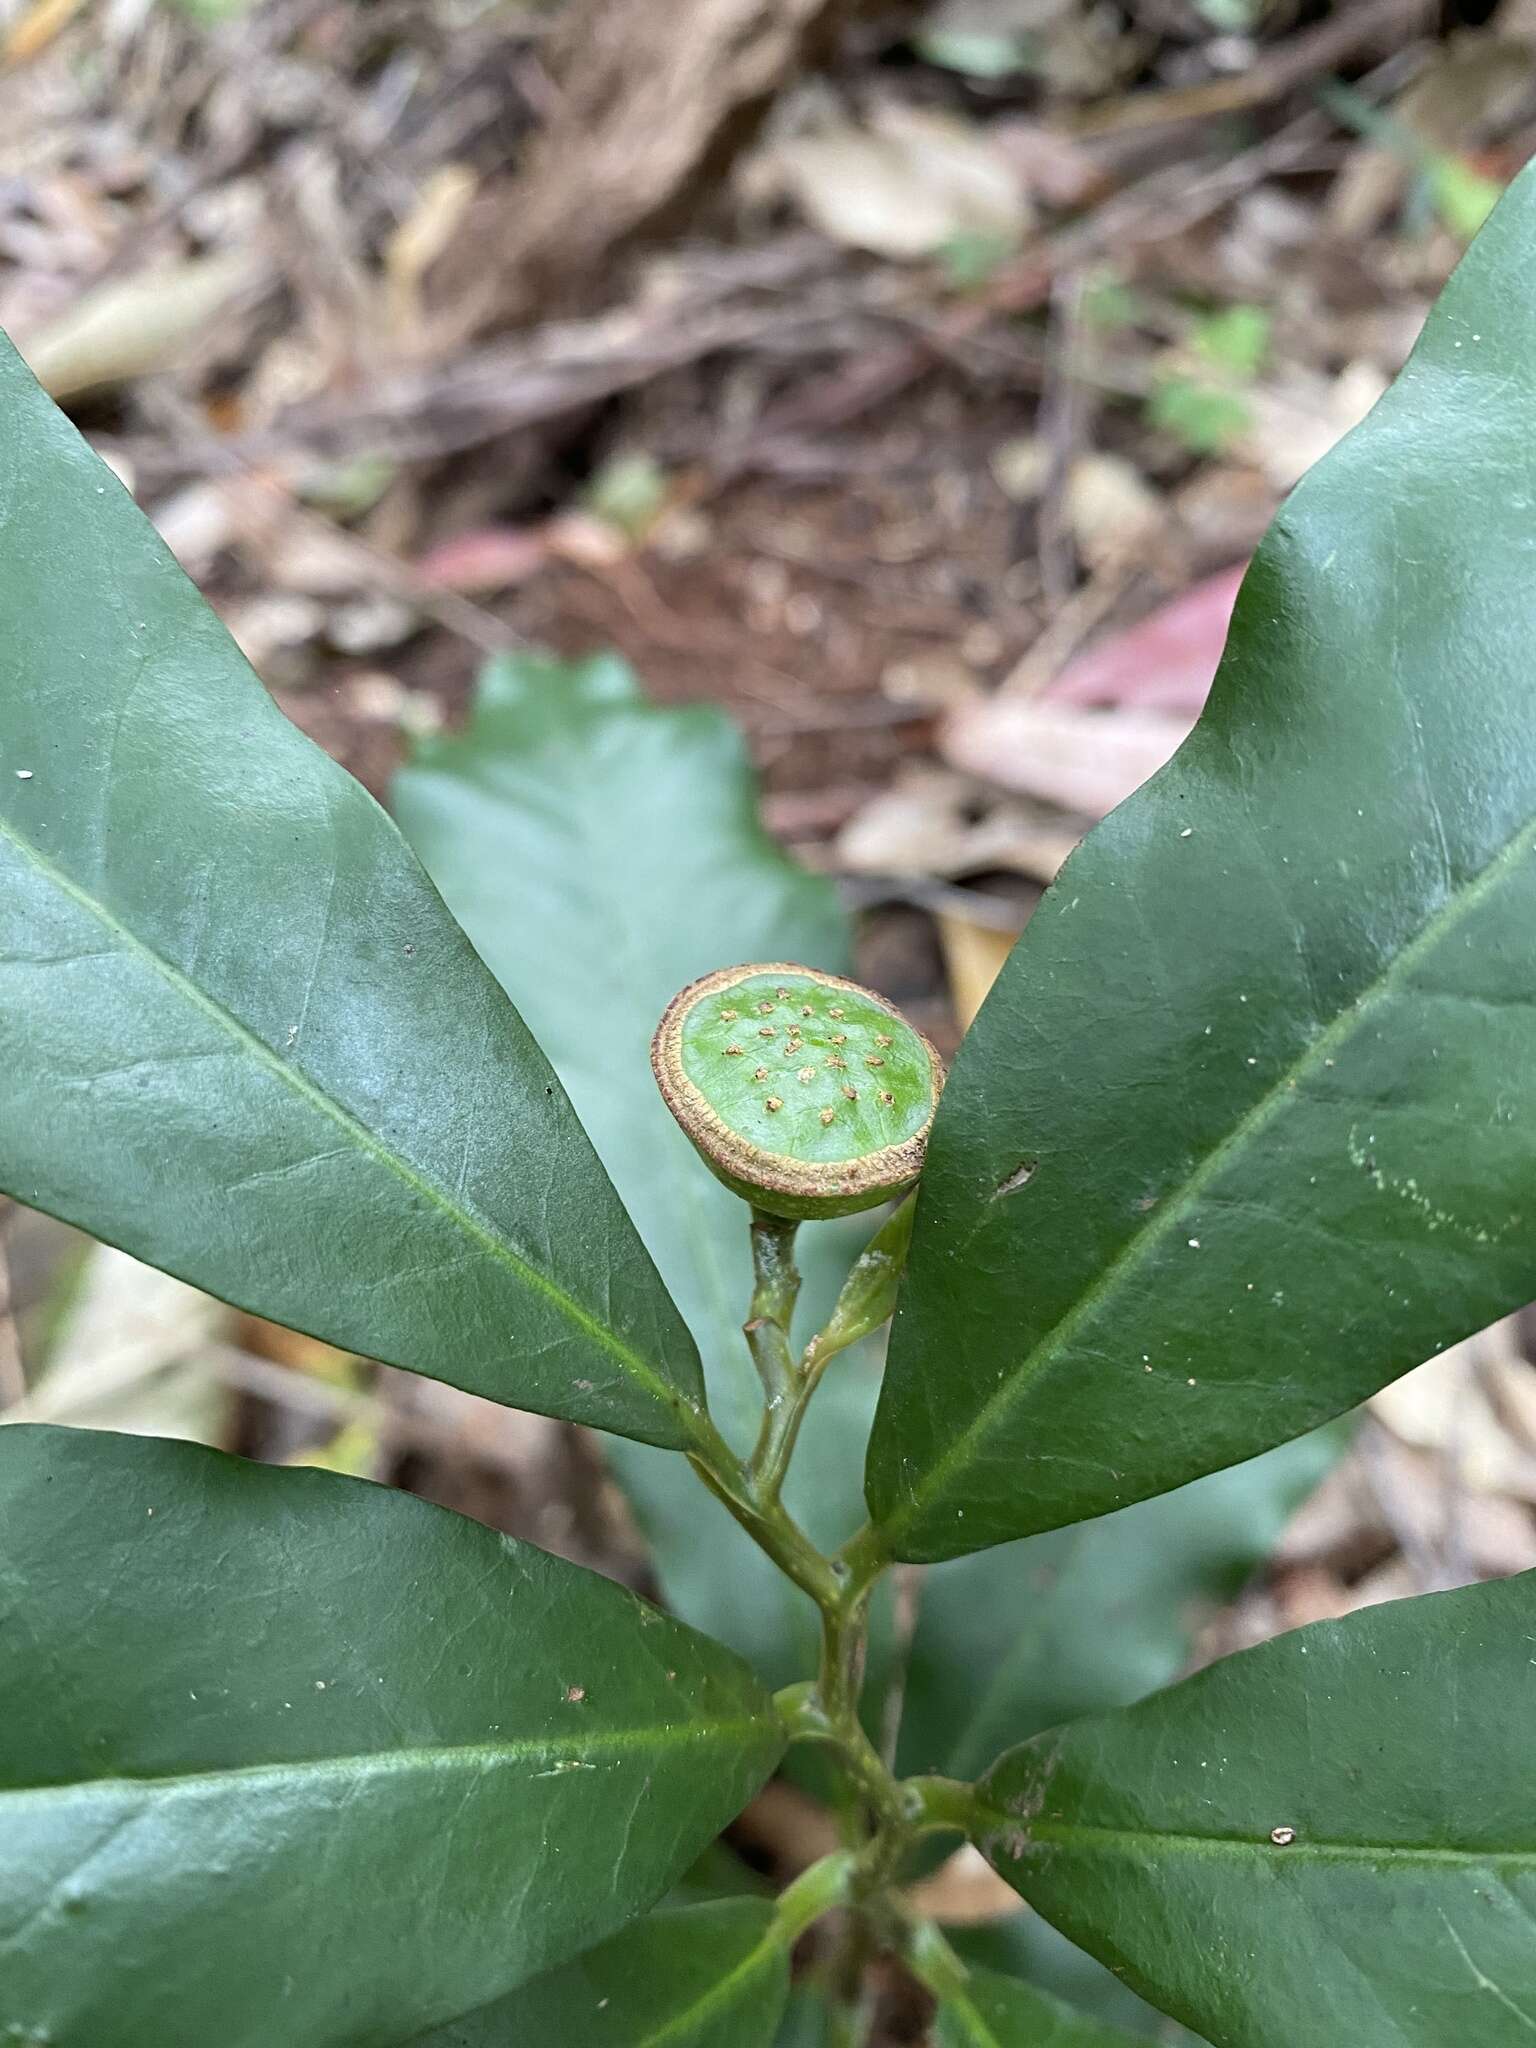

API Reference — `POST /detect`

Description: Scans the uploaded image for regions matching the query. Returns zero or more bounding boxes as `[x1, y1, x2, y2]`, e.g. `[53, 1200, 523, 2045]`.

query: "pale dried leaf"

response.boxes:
[1372, 1327, 1536, 1503]
[16, 252, 259, 398]
[4, 1246, 229, 1442]
[1241, 360, 1389, 491]
[770, 105, 1030, 260]
[937, 911, 1017, 1030]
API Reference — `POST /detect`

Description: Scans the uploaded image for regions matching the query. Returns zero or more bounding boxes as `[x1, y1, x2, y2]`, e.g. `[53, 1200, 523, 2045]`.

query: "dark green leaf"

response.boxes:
[936, 1964, 1145, 2047]
[774, 1987, 837, 2048]
[668, 1840, 773, 1904]
[807, 1196, 917, 1377]
[416, 1900, 788, 2046]
[954, 1916, 1204, 2044]
[975, 1572, 1536, 2048]
[869, 164, 1536, 1558]
[896, 1432, 1336, 1782]
[0, 1426, 784, 2046]
[0, 337, 700, 1447]
[393, 653, 881, 1681]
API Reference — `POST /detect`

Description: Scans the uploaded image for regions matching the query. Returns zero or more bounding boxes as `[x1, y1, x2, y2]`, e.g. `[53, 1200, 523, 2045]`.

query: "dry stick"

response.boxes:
[0, 1202, 22, 1408]
[997, 555, 1154, 700]
[877, 1562, 927, 1772]
[1033, 269, 1089, 612]
[1066, 0, 1435, 138]
[234, 476, 523, 657]
[103, 24, 1430, 492]
[202, 1343, 570, 1477]
[109, 239, 854, 483]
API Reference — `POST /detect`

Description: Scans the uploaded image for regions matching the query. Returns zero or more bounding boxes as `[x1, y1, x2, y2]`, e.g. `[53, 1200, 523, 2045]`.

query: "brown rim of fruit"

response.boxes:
[650, 961, 944, 1207]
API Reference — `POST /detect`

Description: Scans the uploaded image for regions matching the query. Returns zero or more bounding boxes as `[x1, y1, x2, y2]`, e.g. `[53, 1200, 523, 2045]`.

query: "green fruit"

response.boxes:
[652, 964, 944, 1220]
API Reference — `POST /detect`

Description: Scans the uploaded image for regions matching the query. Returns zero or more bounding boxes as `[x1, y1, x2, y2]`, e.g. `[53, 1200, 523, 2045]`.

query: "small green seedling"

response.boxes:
[651, 962, 943, 1219]
[5, 163, 1536, 2048]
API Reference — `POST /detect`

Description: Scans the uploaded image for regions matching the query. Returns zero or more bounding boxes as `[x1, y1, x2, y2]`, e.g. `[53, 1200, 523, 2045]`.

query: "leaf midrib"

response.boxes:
[635, 1925, 781, 2047]
[884, 799, 1536, 1547]
[985, 1814, 1536, 1872]
[3, 1717, 768, 1804]
[0, 809, 686, 1426]
[424, 1909, 783, 2047]
[939, 1989, 1005, 2048]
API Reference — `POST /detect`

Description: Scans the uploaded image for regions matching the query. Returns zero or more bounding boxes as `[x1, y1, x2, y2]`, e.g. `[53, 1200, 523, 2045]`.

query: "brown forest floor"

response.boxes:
[5, 0, 1536, 2036]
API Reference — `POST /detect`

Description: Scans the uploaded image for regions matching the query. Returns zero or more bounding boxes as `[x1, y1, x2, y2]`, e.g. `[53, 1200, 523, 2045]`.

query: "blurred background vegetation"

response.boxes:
[4, 2, 1536, 2038]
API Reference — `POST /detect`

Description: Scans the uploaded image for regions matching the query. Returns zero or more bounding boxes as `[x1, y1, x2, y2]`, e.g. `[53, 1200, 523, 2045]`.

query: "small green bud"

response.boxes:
[805, 1193, 917, 1369]
[651, 963, 943, 1220]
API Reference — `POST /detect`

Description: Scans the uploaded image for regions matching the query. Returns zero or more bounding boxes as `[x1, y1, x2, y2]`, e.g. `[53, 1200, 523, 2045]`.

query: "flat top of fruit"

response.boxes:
[652, 963, 943, 1215]
[678, 967, 933, 1162]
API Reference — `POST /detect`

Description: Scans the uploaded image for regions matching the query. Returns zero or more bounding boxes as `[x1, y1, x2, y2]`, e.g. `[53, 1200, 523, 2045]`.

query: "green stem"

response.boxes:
[817, 1590, 909, 1866]
[755, 1198, 917, 1504]
[684, 1207, 961, 2030]
[900, 1774, 980, 1835]
[826, 1918, 878, 2048]
[745, 1212, 801, 1393]
[838, 1518, 891, 1590]
[744, 1210, 805, 1495]
[894, 1910, 973, 2005]
[772, 1849, 859, 1945]
[686, 1423, 841, 1611]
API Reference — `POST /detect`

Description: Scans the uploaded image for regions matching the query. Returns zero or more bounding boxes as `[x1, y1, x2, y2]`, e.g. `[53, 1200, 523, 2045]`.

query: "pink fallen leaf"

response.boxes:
[941, 698, 1195, 819]
[416, 525, 551, 593]
[1046, 562, 1247, 714]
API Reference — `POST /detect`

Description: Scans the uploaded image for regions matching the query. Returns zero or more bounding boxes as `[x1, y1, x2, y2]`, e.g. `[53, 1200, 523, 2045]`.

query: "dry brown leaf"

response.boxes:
[987, 116, 1105, 209]
[1271, 1566, 1357, 1631]
[769, 104, 1031, 261]
[733, 1778, 843, 1875]
[903, 1843, 1023, 1926]
[835, 765, 1082, 883]
[1045, 566, 1245, 715]
[991, 446, 1162, 568]
[435, 0, 837, 331]
[1063, 453, 1163, 570]
[417, 526, 554, 595]
[1456, 1493, 1536, 1577]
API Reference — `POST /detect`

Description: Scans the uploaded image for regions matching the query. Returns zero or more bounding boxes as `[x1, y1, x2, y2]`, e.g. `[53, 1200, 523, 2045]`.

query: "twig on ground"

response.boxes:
[0, 1202, 23, 1409]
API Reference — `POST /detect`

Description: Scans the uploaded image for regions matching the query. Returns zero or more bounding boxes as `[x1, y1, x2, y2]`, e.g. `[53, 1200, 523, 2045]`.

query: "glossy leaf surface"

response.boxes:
[976, 1573, 1536, 2047]
[0, 337, 699, 1447]
[954, 1917, 1204, 2045]
[936, 1965, 1144, 2047]
[869, 162, 1536, 1558]
[417, 1900, 788, 2046]
[393, 653, 882, 1681]
[0, 1427, 783, 2047]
